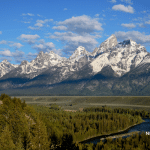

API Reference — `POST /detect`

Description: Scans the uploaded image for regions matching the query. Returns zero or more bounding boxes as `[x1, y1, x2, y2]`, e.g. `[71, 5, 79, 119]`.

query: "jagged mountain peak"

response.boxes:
[99, 34, 118, 50]
[20, 60, 29, 65]
[69, 46, 90, 61]
[119, 39, 137, 46]
[75, 46, 87, 54]
[1, 59, 9, 63]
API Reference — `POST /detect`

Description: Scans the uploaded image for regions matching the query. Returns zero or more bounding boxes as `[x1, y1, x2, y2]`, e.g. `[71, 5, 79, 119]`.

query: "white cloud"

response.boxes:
[12, 50, 25, 63]
[12, 50, 25, 57]
[29, 19, 53, 30]
[145, 20, 150, 24]
[26, 52, 38, 61]
[28, 26, 40, 30]
[9, 43, 23, 49]
[50, 31, 100, 55]
[121, 23, 136, 28]
[52, 26, 67, 30]
[112, 4, 134, 13]
[50, 32, 99, 45]
[55, 15, 103, 35]
[35, 22, 43, 27]
[22, 13, 34, 16]
[18, 34, 40, 44]
[115, 31, 150, 45]
[37, 19, 53, 24]
[51, 15, 103, 55]
[64, 8, 67, 10]
[0, 40, 7, 44]
[32, 41, 55, 53]
[0, 49, 12, 57]
[110, 0, 117, 3]
[0, 31, 2, 34]
[121, 0, 133, 5]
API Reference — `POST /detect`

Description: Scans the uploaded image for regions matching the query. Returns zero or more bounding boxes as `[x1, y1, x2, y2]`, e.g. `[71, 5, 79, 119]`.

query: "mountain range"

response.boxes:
[1, 34, 150, 96]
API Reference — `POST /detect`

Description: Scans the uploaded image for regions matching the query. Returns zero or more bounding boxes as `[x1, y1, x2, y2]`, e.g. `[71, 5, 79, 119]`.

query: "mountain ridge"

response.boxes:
[0, 34, 150, 96]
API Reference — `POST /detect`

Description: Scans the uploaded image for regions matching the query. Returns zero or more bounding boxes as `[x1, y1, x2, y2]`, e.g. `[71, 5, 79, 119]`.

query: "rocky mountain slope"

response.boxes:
[0, 34, 150, 96]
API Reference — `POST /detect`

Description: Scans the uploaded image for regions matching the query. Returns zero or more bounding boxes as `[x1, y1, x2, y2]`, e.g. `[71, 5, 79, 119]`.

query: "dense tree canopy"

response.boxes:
[0, 93, 149, 150]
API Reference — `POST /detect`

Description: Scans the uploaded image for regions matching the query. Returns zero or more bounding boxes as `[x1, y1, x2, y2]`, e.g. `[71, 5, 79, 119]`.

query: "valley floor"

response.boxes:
[11, 96, 150, 112]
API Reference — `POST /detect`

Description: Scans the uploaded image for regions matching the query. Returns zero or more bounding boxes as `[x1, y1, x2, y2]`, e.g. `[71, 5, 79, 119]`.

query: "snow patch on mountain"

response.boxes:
[69, 46, 90, 61]
[90, 36, 148, 76]
[0, 60, 18, 77]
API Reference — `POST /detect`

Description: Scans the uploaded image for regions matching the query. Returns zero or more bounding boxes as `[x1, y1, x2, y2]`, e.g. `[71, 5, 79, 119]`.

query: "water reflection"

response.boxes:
[83, 118, 150, 145]
[127, 118, 150, 133]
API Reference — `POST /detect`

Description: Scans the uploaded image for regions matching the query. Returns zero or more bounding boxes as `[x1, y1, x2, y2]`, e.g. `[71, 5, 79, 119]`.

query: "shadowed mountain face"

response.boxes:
[0, 35, 150, 96]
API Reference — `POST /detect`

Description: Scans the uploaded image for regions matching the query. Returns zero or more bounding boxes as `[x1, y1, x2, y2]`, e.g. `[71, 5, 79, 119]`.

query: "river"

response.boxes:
[80, 118, 150, 145]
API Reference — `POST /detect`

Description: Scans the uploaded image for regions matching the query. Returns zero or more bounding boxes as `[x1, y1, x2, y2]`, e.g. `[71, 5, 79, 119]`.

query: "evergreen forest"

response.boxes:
[0, 94, 150, 150]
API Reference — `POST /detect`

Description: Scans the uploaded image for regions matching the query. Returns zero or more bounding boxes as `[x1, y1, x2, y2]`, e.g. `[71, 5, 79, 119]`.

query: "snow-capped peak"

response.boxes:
[2, 59, 9, 63]
[99, 34, 118, 50]
[69, 46, 90, 61]
[0, 60, 18, 77]
[90, 35, 148, 76]
[119, 39, 137, 46]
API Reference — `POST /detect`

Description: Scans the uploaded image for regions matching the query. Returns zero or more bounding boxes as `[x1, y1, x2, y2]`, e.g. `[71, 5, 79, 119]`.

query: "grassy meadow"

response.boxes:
[11, 96, 150, 112]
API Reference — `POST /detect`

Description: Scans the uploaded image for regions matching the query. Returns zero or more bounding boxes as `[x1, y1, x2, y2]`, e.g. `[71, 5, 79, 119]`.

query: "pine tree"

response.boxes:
[0, 124, 16, 150]
[30, 116, 49, 150]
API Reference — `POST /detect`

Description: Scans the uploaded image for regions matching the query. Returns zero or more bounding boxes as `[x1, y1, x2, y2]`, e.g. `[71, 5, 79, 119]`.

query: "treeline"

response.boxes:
[0, 93, 148, 150]
[77, 132, 150, 150]
[0, 94, 50, 149]
[32, 104, 143, 149]
[83, 106, 150, 118]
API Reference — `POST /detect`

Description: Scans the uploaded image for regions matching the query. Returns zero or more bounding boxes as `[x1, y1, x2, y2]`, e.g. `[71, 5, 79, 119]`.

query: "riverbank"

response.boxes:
[79, 121, 144, 144]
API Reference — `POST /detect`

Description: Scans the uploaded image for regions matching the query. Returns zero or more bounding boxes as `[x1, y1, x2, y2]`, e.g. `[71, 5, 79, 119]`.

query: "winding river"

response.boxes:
[80, 118, 150, 145]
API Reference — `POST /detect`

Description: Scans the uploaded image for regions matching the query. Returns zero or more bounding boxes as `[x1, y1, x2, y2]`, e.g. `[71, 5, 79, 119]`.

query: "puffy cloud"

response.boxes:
[22, 13, 34, 16]
[110, 0, 116, 3]
[18, 34, 40, 44]
[121, 23, 136, 28]
[50, 31, 100, 55]
[115, 31, 150, 45]
[52, 26, 67, 30]
[51, 15, 103, 55]
[13, 50, 25, 63]
[51, 32, 98, 45]
[54, 15, 103, 35]
[28, 26, 40, 30]
[26, 52, 38, 61]
[112, 4, 134, 13]
[35, 22, 43, 27]
[0, 40, 7, 44]
[9, 43, 23, 49]
[29, 19, 53, 30]
[0, 31, 2, 34]
[36, 19, 53, 24]
[121, 0, 133, 5]
[0, 49, 12, 57]
[12, 50, 25, 57]
[32, 41, 55, 53]
[145, 20, 150, 24]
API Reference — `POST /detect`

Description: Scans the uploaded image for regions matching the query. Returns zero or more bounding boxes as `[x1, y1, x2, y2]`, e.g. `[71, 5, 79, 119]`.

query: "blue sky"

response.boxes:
[0, 0, 150, 64]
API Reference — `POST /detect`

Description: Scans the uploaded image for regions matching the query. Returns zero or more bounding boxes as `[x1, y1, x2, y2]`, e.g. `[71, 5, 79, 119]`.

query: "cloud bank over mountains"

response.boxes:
[0, 0, 150, 64]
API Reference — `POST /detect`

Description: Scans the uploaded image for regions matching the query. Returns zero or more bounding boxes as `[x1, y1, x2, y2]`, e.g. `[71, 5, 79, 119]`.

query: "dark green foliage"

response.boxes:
[0, 94, 149, 150]
[83, 106, 150, 118]
[0, 93, 49, 150]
